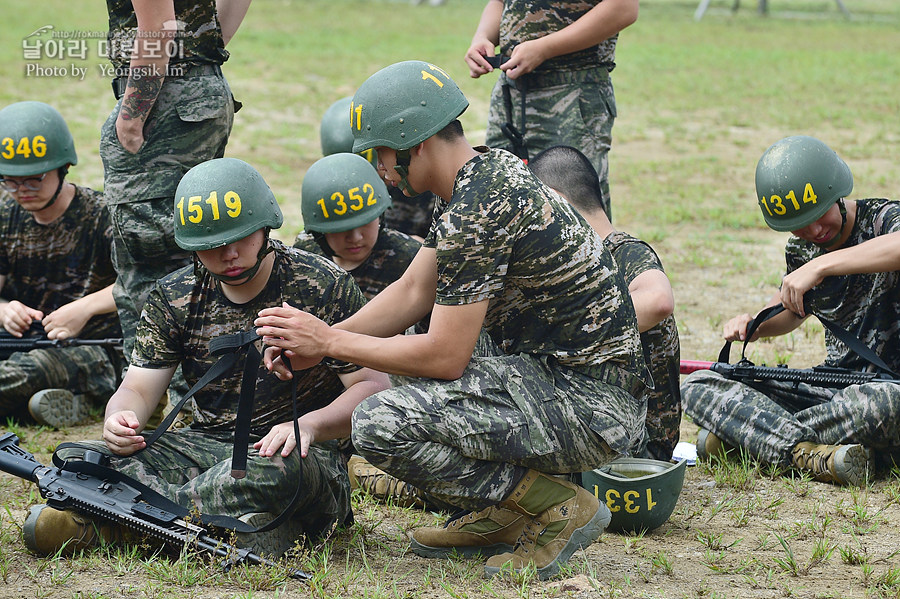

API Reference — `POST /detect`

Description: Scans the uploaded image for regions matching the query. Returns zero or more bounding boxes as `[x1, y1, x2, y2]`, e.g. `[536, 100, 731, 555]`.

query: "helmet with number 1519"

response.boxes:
[350, 60, 469, 153]
[755, 135, 853, 232]
[174, 158, 283, 251]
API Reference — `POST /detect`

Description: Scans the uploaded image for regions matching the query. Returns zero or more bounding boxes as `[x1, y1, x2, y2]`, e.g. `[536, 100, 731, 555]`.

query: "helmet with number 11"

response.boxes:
[350, 61, 468, 195]
[755, 135, 853, 233]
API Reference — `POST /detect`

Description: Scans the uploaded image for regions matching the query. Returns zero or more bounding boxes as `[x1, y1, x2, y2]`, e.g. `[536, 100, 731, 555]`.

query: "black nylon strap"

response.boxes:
[230, 341, 261, 478]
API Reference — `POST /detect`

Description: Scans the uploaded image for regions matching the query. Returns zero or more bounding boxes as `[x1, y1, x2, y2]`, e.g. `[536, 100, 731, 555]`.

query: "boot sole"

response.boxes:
[28, 389, 89, 428]
[483, 501, 612, 580]
[408, 536, 514, 559]
[834, 444, 871, 487]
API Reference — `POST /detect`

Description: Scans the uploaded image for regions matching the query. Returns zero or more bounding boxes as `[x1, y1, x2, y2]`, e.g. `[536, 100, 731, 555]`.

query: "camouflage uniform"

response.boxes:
[0, 186, 121, 418]
[293, 228, 421, 302]
[485, 0, 619, 217]
[683, 199, 900, 465]
[352, 149, 649, 511]
[80, 241, 364, 542]
[604, 231, 681, 461]
[383, 187, 438, 239]
[100, 0, 235, 361]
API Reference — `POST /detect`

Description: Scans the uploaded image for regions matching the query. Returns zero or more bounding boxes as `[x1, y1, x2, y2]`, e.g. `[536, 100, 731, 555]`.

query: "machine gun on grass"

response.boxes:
[0, 432, 309, 581]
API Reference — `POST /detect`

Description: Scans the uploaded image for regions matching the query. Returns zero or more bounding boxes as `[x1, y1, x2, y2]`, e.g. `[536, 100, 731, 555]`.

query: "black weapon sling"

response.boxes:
[52, 330, 305, 535]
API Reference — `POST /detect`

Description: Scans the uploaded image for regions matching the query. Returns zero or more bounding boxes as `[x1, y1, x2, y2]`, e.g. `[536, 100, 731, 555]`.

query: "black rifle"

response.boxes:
[0, 322, 123, 360]
[681, 359, 898, 388]
[0, 432, 310, 581]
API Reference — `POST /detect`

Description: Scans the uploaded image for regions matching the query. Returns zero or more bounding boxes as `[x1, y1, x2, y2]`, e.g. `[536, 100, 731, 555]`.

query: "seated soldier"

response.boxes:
[23, 157, 389, 557]
[0, 101, 122, 428]
[530, 145, 681, 461]
[682, 135, 900, 486]
[319, 96, 437, 240]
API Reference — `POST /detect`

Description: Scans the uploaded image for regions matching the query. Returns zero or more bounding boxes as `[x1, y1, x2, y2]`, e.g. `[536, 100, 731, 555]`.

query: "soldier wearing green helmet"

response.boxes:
[295, 152, 422, 303]
[683, 135, 900, 487]
[0, 101, 122, 429]
[24, 157, 389, 558]
[319, 96, 437, 239]
[256, 61, 649, 580]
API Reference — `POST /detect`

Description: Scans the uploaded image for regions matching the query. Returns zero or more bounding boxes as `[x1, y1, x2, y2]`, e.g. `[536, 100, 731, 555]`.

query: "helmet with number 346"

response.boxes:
[174, 157, 283, 251]
[581, 457, 687, 533]
[350, 60, 469, 153]
[301, 153, 392, 234]
[755, 135, 853, 232]
[0, 101, 78, 176]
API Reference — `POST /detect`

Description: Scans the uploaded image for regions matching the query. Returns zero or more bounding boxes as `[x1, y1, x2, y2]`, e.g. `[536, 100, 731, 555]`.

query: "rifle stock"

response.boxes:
[0, 432, 309, 581]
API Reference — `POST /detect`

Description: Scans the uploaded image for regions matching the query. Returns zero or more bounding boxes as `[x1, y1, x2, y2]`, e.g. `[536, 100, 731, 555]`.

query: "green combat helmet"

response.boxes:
[581, 457, 687, 534]
[174, 157, 283, 252]
[755, 135, 853, 232]
[350, 60, 468, 154]
[0, 101, 78, 176]
[301, 152, 391, 234]
[320, 96, 377, 167]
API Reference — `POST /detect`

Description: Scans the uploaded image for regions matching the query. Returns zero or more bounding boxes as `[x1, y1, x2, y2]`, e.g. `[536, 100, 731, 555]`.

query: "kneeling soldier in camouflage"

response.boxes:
[256, 61, 649, 580]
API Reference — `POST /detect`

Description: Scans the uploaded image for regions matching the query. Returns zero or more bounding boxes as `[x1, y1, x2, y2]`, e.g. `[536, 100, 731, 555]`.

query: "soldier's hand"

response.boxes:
[723, 313, 754, 342]
[465, 38, 498, 78]
[116, 114, 145, 154]
[779, 263, 823, 318]
[43, 302, 90, 340]
[256, 302, 327, 368]
[255, 421, 314, 459]
[103, 410, 146, 456]
[502, 39, 549, 80]
[1, 301, 43, 337]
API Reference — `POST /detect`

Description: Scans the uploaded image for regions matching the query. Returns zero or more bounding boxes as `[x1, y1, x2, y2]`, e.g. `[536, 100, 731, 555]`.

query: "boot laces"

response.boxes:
[794, 445, 834, 476]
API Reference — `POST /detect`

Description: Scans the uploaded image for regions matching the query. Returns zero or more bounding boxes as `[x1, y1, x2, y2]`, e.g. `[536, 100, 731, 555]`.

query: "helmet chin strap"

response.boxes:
[393, 148, 419, 196]
[198, 232, 275, 285]
[814, 199, 847, 250]
[32, 167, 68, 212]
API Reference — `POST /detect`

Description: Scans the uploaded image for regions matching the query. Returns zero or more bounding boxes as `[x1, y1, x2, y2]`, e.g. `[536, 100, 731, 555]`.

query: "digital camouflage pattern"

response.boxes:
[683, 199, 900, 465]
[784, 199, 900, 372]
[383, 187, 438, 239]
[105, 0, 229, 70]
[352, 148, 648, 511]
[100, 54, 235, 359]
[683, 372, 900, 465]
[486, 0, 618, 217]
[294, 227, 421, 302]
[428, 149, 647, 377]
[497, 0, 618, 72]
[604, 231, 681, 461]
[353, 354, 647, 511]
[134, 240, 364, 434]
[0, 185, 121, 415]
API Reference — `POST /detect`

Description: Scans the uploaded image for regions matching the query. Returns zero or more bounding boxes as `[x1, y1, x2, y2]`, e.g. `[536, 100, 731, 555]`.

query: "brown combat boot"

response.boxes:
[22, 504, 132, 555]
[483, 470, 611, 580]
[791, 442, 870, 486]
[348, 455, 427, 509]
[696, 428, 737, 461]
[409, 506, 526, 558]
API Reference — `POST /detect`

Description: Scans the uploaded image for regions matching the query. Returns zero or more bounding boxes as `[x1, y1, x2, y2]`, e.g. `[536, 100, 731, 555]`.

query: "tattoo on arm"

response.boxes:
[120, 69, 164, 122]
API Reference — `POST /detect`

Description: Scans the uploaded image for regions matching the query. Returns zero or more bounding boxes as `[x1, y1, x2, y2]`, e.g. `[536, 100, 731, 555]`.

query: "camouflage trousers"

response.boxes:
[352, 353, 646, 512]
[75, 430, 351, 545]
[485, 66, 616, 218]
[100, 71, 234, 360]
[0, 345, 118, 419]
[682, 371, 900, 465]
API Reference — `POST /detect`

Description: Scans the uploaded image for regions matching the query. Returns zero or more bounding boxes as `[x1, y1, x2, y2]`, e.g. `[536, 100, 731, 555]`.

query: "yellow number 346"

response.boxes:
[1, 136, 47, 160]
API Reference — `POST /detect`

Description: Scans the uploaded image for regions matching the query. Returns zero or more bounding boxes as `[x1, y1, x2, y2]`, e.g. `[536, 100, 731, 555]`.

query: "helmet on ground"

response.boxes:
[320, 96, 378, 167]
[174, 157, 283, 251]
[302, 153, 391, 233]
[350, 60, 469, 153]
[0, 101, 77, 176]
[755, 135, 853, 232]
[581, 457, 687, 533]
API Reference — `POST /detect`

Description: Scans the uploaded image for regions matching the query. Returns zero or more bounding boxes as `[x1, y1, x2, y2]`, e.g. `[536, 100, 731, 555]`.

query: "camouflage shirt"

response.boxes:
[133, 240, 365, 435]
[604, 232, 680, 406]
[384, 187, 438, 239]
[293, 228, 421, 301]
[426, 149, 647, 379]
[106, 0, 229, 70]
[0, 185, 119, 340]
[499, 0, 618, 73]
[785, 199, 900, 372]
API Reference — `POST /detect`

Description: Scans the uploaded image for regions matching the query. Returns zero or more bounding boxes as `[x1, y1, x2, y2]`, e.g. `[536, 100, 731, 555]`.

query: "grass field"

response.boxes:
[1, 1, 900, 597]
